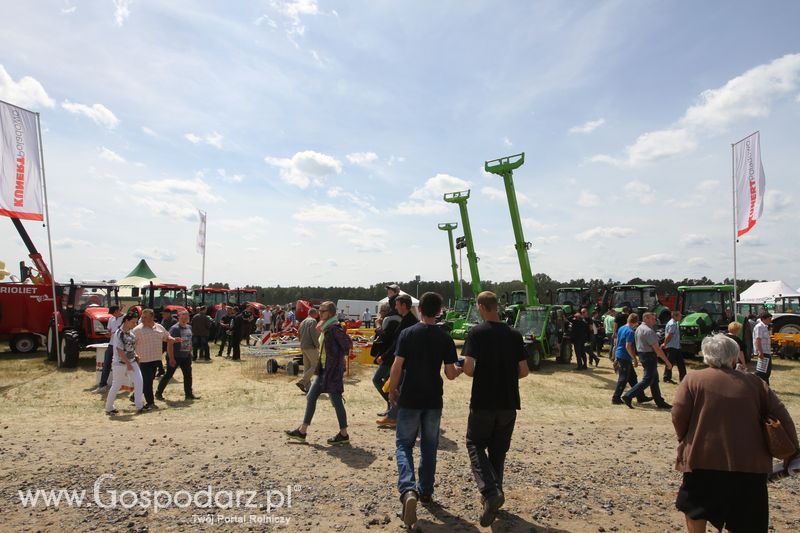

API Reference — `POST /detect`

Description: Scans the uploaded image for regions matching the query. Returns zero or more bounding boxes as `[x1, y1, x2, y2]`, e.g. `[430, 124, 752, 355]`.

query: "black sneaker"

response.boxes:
[637, 396, 653, 404]
[656, 402, 672, 409]
[185, 395, 200, 401]
[612, 398, 624, 405]
[622, 396, 634, 409]
[129, 394, 135, 403]
[105, 409, 119, 415]
[401, 490, 418, 528]
[285, 428, 307, 442]
[479, 490, 505, 527]
[327, 432, 350, 446]
[419, 493, 432, 504]
[155, 392, 165, 401]
[295, 382, 307, 394]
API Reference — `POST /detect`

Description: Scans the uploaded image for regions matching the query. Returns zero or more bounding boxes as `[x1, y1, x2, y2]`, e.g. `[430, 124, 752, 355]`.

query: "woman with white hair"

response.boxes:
[672, 334, 799, 532]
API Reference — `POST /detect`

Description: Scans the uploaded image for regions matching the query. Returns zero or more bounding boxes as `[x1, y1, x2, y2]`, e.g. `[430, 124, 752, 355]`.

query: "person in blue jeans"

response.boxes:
[285, 301, 353, 445]
[623, 312, 672, 409]
[612, 313, 652, 406]
[388, 292, 462, 528]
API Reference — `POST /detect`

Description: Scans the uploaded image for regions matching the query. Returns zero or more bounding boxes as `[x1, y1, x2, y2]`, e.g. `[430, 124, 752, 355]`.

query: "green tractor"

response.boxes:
[442, 190, 483, 340]
[485, 152, 571, 369]
[677, 285, 739, 356]
[601, 284, 672, 326]
[554, 287, 593, 315]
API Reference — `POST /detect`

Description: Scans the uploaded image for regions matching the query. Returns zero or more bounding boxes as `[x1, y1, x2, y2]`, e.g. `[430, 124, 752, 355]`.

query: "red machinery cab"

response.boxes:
[132, 282, 188, 315]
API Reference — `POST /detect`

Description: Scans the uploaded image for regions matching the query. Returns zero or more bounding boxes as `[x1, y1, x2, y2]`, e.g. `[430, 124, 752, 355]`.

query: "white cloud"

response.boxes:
[327, 187, 378, 213]
[0, 65, 55, 108]
[62, 100, 119, 128]
[523, 218, 554, 230]
[346, 152, 378, 165]
[577, 190, 600, 207]
[113, 0, 132, 27]
[624, 179, 655, 204]
[292, 202, 352, 222]
[62, 5, 77, 14]
[185, 131, 223, 149]
[217, 168, 244, 183]
[265, 150, 342, 189]
[738, 234, 765, 247]
[217, 216, 268, 229]
[503, 137, 513, 147]
[682, 234, 711, 247]
[395, 173, 470, 214]
[575, 226, 634, 241]
[98, 147, 125, 163]
[294, 226, 312, 237]
[765, 189, 792, 212]
[592, 54, 800, 167]
[133, 197, 198, 221]
[638, 253, 675, 265]
[53, 238, 90, 248]
[130, 177, 221, 205]
[271, 0, 320, 39]
[569, 118, 605, 134]
[688, 257, 710, 267]
[387, 155, 405, 166]
[141, 126, 157, 137]
[133, 249, 177, 262]
[696, 180, 719, 193]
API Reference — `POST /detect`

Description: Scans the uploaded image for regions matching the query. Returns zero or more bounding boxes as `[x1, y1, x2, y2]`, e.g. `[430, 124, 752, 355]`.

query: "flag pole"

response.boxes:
[731, 142, 738, 304]
[35, 112, 61, 366]
[201, 214, 206, 289]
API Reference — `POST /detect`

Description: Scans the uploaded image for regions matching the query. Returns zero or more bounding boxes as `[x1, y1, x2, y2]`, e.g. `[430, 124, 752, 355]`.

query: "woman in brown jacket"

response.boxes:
[672, 334, 799, 532]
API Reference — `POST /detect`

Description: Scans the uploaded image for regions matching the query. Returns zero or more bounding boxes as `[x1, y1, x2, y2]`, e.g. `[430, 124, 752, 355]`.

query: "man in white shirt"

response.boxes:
[94, 305, 125, 393]
[753, 312, 773, 385]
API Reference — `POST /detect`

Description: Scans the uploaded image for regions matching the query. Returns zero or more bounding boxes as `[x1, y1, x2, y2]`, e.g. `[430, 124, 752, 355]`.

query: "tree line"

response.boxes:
[197, 275, 763, 306]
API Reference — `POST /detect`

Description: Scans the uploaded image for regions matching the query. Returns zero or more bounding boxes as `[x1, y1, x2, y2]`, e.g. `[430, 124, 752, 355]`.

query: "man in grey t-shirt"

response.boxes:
[661, 311, 684, 384]
[622, 312, 673, 409]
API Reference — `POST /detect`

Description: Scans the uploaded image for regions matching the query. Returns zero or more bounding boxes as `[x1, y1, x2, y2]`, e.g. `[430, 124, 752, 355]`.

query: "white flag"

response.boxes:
[734, 131, 766, 237]
[196, 209, 207, 254]
[0, 100, 44, 221]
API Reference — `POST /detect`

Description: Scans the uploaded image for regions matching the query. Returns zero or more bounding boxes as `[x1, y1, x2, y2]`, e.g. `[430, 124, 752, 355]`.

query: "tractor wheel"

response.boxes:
[557, 342, 573, 364]
[10, 333, 39, 354]
[775, 316, 800, 335]
[286, 361, 299, 376]
[46, 323, 60, 361]
[62, 330, 80, 368]
[266, 358, 279, 374]
[526, 343, 541, 371]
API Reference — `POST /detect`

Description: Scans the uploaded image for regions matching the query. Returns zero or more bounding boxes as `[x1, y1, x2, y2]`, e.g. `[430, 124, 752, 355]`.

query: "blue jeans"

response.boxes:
[624, 352, 663, 403]
[372, 364, 390, 406]
[99, 344, 114, 387]
[396, 407, 442, 498]
[303, 375, 348, 430]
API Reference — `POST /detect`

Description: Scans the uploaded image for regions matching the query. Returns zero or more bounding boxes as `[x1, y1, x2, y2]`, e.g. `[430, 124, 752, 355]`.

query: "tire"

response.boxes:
[286, 361, 299, 376]
[266, 358, 278, 374]
[557, 341, 572, 364]
[47, 323, 58, 361]
[10, 333, 39, 354]
[775, 316, 800, 335]
[62, 329, 80, 368]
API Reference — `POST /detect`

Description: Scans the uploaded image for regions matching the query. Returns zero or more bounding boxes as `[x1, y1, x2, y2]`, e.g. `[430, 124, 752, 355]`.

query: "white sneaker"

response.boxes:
[93, 385, 109, 394]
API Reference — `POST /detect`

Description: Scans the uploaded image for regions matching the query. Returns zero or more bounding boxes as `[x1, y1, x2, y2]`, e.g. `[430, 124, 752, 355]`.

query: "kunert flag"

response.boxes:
[196, 210, 207, 254]
[734, 131, 766, 237]
[0, 101, 44, 220]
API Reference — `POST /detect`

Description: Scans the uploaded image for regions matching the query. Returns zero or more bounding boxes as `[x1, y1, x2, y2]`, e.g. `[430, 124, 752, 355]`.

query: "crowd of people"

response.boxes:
[90, 285, 798, 530]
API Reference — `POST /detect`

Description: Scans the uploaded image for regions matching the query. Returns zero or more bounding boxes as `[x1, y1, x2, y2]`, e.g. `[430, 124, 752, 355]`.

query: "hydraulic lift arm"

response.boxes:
[10, 217, 53, 285]
[437, 222, 461, 300]
[443, 190, 482, 296]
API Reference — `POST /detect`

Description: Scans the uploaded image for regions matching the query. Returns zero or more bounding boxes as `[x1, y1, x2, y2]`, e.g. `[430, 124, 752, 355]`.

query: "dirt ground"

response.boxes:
[2, 344, 800, 533]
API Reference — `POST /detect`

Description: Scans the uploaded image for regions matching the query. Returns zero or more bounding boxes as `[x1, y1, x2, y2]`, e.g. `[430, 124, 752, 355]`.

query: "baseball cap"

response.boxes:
[386, 283, 400, 292]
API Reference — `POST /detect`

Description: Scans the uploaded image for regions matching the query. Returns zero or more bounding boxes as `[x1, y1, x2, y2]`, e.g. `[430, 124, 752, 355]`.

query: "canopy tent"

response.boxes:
[739, 280, 800, 302]
[379, 290, 419, 306]
[117, 259, 163, 289]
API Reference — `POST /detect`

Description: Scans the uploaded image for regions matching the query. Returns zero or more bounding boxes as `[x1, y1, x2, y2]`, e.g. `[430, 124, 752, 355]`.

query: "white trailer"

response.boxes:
[336, 299, 380, 321]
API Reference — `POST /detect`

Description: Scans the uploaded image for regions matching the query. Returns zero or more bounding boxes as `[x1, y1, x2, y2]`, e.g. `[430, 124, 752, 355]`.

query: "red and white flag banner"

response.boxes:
[196, 209, 207, 255]
[734, 131, 766, 237]
[0, 100, 44, 221]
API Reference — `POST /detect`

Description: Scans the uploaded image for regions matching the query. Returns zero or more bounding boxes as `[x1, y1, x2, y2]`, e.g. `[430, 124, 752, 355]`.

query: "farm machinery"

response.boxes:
[438, 222, 473, 320]
[485, 152, 571, 369]
[600, 284, 673, 325]
[677, 285, 738, 356]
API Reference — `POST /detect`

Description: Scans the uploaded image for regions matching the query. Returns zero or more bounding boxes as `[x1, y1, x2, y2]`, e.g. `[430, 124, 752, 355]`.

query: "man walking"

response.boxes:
[623, 312, 672, 409]
[603, 308, 617, 359]
[753, 311, 773, 384]
[361, 308, 372, 328]
[389, 292, 461, 527]
[662, 311, 685, 383]
[611, 313, 652, 406]
[191, 306, 212, 361]
[132, 309, 177, 410]
[217, 306, 234, 357]
[156, 310, 199, 401]
[570, 311, 590, 370]
[462, 291, 529, 526]
[296, 308, 320, 393]
[376, 294, 419, 428]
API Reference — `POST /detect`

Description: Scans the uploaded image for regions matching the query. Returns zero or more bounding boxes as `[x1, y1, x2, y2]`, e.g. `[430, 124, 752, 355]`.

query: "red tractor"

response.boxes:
[190, 287, 230, 316]
[131, 282, 188, 316]
[1, 218, 119, 367]
[233, 287, 266, 317]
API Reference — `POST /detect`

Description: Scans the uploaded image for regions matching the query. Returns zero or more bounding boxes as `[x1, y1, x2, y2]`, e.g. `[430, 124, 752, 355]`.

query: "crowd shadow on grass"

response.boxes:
[492, 510, 570, 532]
[418, 501, 480, 532]
[438, 432, 460, 452]
[308, 442, 377, 469]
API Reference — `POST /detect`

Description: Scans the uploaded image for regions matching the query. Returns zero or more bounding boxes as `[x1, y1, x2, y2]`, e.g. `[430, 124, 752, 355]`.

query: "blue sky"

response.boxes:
[1, 1, 799, 290]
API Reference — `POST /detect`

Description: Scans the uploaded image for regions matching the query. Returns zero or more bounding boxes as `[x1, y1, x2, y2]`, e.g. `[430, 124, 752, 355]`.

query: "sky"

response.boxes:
[1, 0, 799, 290]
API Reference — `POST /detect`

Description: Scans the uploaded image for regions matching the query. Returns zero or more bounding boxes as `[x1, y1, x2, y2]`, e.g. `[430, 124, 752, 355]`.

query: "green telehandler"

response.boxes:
[485, 152, 572, 369]
[438, 222, 471, 321]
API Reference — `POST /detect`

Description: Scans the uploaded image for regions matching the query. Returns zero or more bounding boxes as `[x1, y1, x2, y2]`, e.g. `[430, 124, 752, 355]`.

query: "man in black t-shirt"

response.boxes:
[376, 294, 418, 427]
[462, 291, 529, 527]
[389, 292, 461, 528]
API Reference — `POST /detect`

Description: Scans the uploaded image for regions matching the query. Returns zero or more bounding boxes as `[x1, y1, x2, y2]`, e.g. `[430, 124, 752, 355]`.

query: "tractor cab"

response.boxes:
[140, 283, 188, 314]
[233, 288, 265, 317]
[555, 287, 590, 315]
[514, 305, 570, 370]
[604, 285, 671, 325]
[190, 287, 229, 315]
[677, 285, 736, 355]
[61, 281, 120, 346]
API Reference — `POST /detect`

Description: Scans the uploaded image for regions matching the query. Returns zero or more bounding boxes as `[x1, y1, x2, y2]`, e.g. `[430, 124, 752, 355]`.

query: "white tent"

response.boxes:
[379, 290, 419, 306]
[739, 280, 800, 302]
[117, 259, 163, 297]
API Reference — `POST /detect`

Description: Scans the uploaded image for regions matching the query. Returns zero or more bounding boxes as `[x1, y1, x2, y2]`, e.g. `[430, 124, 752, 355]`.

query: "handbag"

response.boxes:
[764, 416, 797, 460]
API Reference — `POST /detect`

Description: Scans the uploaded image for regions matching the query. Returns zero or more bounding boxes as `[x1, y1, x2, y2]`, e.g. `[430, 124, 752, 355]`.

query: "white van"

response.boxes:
[336, 299, 380, 321]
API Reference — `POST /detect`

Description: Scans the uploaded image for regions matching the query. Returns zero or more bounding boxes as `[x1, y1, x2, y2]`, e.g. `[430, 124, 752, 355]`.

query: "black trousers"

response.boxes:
[218, 334, 230, 356]
[139, 361, 161, 405]
[573, 341, 587, 368]
[157, 358, 193, 397]
[230, 335, 242, 360]
[466, 409, 517, 497]
[192, 336, 210, 360]
[664, 347, 686, 381]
